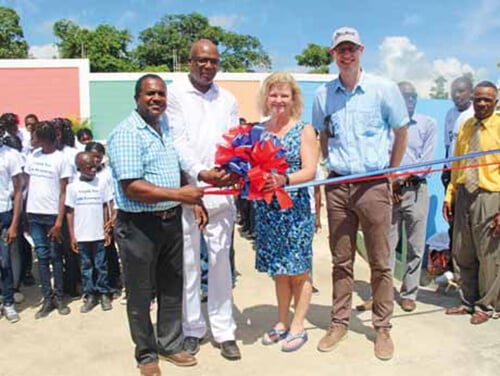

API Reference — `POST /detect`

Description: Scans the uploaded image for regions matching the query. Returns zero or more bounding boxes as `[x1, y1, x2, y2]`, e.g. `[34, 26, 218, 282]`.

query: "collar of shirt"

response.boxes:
[184, 80, 220, 100]
[131, 110, 169, 136]
[474, 113, 498, 129]
[333, 70, 366, 95]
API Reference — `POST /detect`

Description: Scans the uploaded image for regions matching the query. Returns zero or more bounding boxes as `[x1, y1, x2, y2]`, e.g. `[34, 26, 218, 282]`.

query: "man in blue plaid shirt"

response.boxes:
[107, 74, 206, 376]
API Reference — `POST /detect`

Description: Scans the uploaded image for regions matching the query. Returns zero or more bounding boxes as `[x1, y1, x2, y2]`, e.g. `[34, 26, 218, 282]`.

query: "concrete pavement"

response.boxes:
[1, 215, 499, 376]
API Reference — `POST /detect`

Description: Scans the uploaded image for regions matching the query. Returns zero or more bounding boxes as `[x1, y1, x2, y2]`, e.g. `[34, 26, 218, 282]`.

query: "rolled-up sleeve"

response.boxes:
[383, 82, 410, 129]
[107, 129, 143, 181]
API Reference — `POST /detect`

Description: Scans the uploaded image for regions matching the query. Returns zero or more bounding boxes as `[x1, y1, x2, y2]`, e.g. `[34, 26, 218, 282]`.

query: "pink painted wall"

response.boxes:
[216, 80, 262, 123]
[0, 67, 81, 125]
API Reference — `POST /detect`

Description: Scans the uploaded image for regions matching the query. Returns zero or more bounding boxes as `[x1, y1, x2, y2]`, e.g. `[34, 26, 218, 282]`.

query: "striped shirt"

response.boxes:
[107, 110, 181, 212]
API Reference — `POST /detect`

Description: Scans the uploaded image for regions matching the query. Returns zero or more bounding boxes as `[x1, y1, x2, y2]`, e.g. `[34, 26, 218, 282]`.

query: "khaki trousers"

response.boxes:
[453, 186, 500, 312]
[325, 178, 394, 328]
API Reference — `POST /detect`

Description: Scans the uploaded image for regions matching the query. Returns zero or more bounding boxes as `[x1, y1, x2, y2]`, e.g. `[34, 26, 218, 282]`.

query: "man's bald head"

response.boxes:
[188, 39, 220, 93]
[189, 39, 218, 59]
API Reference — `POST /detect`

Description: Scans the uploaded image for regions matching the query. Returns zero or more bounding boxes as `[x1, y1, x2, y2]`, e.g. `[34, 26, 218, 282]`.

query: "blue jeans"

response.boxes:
[78, 241, 109, 296]
[0, 211, 15, 305]
[28, 214, 64, 298]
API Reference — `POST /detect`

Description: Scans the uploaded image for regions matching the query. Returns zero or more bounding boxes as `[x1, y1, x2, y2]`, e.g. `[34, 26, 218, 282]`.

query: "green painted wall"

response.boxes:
[89, 80, 171, 140]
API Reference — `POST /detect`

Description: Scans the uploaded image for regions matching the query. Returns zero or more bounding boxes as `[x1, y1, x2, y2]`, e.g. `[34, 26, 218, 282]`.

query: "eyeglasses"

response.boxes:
[403, 93, 418, 101]
[334, 45, 360, 55]
[192, 57, 220, 66]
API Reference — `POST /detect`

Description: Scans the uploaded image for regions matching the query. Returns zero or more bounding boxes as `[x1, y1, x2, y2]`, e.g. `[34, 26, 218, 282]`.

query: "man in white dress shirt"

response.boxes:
[167, 39, 241, 361]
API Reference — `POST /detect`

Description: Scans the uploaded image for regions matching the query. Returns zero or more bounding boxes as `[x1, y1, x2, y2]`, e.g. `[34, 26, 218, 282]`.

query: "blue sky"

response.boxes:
[3, 0, 500, 95]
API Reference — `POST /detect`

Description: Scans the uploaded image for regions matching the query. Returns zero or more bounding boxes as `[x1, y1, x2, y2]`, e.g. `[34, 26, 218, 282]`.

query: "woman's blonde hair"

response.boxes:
[258, 72, 303, 120]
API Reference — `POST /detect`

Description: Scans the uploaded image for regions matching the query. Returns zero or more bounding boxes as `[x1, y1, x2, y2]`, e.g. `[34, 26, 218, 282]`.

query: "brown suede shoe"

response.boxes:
[317, 324, 348, 352]
[138, 361, 161, 376]
[159, 351, 197, 367]
[374, 328, 394, 361]
[355, 298, 373, 311]
[400, 299, 416, 312]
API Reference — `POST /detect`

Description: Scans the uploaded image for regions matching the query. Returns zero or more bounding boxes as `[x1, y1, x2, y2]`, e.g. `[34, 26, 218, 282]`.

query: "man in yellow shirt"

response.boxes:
[443, 80, 500, 324]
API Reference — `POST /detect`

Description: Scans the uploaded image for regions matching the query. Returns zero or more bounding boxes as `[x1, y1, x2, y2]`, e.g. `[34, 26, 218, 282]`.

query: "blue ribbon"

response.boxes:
[286, 149, 500, 191]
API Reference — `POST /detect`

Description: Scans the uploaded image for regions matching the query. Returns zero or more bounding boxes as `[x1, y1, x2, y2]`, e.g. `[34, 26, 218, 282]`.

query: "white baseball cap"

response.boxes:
[330, 27, 363, 50]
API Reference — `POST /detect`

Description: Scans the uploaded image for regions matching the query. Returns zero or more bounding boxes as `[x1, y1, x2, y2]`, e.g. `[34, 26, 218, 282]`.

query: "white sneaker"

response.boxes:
[3, 304, 20, 323]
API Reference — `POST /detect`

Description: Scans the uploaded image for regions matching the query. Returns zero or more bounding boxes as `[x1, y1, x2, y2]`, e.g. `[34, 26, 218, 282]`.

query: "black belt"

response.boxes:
[328, 171, 345, 178]
[401, 176, 427, 188]
[117, 206, 181, 221]
[327, 171, 389, 181]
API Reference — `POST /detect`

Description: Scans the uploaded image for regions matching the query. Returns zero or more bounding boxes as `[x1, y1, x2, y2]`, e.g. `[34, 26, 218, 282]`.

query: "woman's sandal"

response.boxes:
[470, 310, 490, 325]
[445, 305, 473, 315]
[281, 331, 308, 352]
[261, 328, 289, 345]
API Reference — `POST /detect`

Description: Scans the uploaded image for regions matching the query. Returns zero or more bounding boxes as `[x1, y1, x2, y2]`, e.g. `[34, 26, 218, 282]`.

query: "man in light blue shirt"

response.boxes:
[389, 81, 437, 312]
[313, 26, 408, 361]
[107, 74, 205, 374]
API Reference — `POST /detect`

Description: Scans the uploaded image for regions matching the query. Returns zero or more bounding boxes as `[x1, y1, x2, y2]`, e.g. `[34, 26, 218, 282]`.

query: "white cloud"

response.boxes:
[460, 0, 500, 42]
[375, 36, 476, 98]
[208, 14, 241, 30]
[402, 14, 421, 26]
[29, 44, 59, 59]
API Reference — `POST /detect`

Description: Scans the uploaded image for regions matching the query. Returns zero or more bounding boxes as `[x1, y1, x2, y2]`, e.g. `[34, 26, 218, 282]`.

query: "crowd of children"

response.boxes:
[0, 112, 121, 322]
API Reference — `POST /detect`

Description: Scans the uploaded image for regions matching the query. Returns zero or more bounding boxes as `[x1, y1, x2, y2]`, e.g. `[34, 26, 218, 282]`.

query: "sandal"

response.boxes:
[470, 311, 490, 325]
[281, 331, 308, 352]
[445, 305, 473, 315]
[261, 328, 288, 345]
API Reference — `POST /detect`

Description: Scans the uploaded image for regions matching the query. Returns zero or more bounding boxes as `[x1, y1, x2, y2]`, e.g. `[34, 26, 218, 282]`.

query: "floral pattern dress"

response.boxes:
[254, 121, 314, 276]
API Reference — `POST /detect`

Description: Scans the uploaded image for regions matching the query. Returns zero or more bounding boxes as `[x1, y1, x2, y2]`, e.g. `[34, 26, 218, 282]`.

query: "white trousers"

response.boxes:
[182, 204, 236, 343]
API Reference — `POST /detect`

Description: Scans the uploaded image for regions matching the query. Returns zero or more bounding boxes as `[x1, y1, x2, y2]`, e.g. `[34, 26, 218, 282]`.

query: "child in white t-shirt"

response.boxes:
[25, 121, 72, 319]
[84, 141, 122, 295]
[66, 152, 113, 313]
[52, 118, 80, 297]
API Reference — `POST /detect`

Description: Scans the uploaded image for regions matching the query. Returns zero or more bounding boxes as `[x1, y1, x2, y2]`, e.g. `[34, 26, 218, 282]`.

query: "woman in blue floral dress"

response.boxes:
[254, 72, 319, 352]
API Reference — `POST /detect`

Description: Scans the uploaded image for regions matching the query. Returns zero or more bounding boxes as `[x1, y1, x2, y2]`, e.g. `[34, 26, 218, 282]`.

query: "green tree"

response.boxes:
[134, 12, 271, 72]
[53, 19, 137, 72]
[0, 6, 28, 58]
[429, 75, 449, 99]
[295, 43, 332, 73]
[218, 31, 271, 72]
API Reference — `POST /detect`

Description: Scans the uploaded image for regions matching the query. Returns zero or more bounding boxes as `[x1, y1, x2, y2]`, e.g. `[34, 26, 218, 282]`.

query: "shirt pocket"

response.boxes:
[354, 107, 384, 137]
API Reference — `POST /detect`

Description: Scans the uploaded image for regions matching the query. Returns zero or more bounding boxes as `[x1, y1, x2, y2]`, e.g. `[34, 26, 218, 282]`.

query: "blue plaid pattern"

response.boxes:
[107, 110, 181, 212]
